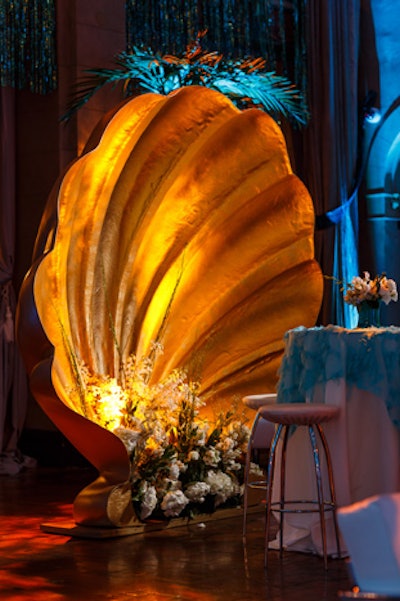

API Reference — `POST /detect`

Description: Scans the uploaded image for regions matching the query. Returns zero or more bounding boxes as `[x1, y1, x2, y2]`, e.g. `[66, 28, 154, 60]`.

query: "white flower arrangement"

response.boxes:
[344, 271, 398, 307]
[75, 343, 251, 521]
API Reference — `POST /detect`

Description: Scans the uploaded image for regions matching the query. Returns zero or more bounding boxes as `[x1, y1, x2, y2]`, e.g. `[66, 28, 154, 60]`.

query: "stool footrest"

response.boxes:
[270, 500, 336, 514]
[248, 480, 267, 490]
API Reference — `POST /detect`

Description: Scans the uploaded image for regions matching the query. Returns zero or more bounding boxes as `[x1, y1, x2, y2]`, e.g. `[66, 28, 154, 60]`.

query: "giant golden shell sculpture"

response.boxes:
[17, 86, 322, 527]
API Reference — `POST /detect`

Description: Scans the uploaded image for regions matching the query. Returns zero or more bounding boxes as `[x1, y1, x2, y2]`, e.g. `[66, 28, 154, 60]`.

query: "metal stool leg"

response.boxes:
[243, 411, 261, 537]
[264, 423, 282, 568]
[308, 424, 329, 569]
[316, 424, 342, 559]
[279, 425, 290, 558]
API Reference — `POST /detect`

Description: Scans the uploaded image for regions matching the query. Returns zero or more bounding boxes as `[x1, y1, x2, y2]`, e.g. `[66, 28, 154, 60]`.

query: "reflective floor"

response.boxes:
[0, 467, 351, 601]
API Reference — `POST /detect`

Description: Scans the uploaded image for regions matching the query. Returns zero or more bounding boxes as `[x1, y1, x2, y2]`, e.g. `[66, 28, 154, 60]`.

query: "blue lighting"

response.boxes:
[365, 107, 382, 124]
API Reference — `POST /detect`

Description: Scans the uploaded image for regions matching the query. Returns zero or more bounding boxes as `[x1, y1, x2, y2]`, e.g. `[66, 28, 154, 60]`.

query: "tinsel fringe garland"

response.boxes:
[0, 0, 305, 97]
[126, 0, 307, 95]
[0, 0, 57, 94]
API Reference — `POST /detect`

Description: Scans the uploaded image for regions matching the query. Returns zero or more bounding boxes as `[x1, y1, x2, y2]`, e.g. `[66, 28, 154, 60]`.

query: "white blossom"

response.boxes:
[196, 426, 208, 446]
[169, 461, 181, 481]
[205, 470, 240, 506]
[217, 436, 234, 452]
[114, 427, 141, 453]
[250, 462, 265, 478]
[184, 481, 210, 503]
[379, 277, 398, 304]
[140, 484, 158, 520]
[203, 447, 221, 467]
[224, 459, 242, 471]
[160, 490, 189, 517]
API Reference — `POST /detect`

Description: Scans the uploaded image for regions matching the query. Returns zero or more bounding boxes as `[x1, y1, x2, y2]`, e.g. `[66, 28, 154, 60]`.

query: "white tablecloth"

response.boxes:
[272, 325, 400, 556]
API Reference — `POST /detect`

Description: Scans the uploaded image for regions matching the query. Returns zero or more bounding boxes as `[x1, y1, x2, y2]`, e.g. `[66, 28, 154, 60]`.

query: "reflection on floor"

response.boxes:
[0, 467, 351, 601]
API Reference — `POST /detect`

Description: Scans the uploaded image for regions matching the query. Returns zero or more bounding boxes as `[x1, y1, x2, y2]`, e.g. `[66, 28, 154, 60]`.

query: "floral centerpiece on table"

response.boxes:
[343, 271, 398, 327]
[75, 343, 251, 521]
[343, 272, 398, 307]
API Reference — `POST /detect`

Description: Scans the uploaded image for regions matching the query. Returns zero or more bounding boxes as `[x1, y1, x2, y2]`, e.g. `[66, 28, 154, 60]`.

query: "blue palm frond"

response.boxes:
[63, 37, 308, 126]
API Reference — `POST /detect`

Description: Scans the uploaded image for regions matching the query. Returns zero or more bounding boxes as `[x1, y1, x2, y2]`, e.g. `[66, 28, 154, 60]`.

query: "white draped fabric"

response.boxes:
[273, 326, 400, 556]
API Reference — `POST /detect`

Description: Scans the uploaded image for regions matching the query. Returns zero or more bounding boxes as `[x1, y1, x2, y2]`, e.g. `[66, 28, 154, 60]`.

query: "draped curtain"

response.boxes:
[0, 0, 56, 473]
[301, 0, 361, 326]
[0, 88, 28, 472]
[0, 0, 57, 93]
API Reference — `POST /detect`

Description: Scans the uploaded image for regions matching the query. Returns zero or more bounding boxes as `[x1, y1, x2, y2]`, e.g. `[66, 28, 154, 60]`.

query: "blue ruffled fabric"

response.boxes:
[277, 325, 400, 429]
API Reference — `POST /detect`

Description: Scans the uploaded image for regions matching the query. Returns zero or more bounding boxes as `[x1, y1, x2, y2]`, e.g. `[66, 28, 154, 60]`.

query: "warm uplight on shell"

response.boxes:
[17, 85, 322, 525]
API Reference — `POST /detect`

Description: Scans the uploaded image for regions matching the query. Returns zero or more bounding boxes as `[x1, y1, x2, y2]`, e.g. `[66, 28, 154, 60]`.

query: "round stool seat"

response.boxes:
[259, 403, 340, 426]
[242, 393, 277, 410]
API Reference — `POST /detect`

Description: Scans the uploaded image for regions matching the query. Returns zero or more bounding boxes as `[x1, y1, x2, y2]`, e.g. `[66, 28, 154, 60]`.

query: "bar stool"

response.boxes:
[242, 393, 277, 537]
[259, 402, 341, 569]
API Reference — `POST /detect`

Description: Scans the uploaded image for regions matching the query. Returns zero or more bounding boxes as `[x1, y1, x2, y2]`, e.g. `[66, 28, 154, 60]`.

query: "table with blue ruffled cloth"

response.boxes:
[270, 325, 400, 557]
